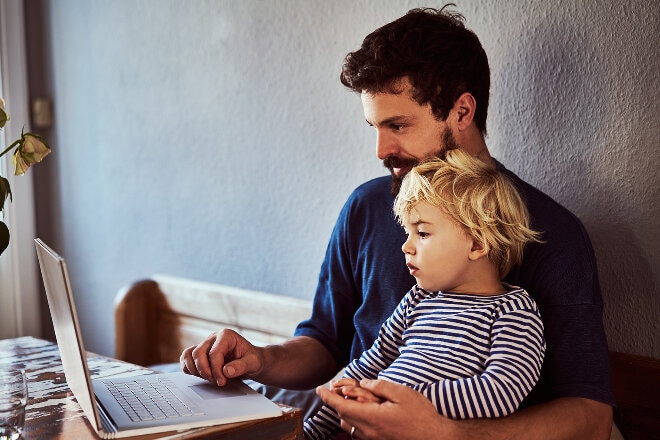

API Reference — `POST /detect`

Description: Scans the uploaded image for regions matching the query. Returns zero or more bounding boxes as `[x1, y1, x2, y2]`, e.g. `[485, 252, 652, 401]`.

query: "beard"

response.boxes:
[384, 128, 461, 196]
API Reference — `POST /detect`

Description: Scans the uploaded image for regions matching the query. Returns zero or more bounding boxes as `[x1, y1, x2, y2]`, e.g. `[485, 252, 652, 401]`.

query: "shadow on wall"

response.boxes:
[495, 20, 659, 357]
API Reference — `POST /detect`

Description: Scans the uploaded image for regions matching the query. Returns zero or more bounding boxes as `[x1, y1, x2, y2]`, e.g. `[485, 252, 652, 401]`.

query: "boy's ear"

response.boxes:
[468, 239, 489, 261]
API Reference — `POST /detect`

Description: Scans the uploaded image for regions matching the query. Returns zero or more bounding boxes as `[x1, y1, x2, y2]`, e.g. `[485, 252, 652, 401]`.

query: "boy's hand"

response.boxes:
[325, 378, 384, 403]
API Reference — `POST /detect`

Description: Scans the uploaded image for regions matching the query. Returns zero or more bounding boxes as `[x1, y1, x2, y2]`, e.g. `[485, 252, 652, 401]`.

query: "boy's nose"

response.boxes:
[402, 239, 414, 255]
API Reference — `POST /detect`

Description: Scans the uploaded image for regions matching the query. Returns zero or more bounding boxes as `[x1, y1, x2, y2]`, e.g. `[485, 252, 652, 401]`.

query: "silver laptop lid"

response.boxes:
[34, 238, 103, 431]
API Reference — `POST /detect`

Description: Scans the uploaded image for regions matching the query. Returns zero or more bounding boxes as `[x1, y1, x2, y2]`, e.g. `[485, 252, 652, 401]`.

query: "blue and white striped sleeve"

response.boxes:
[414, 298, 545, 419]
[343, 289, 414, 381]
[303, 289, 416, 439]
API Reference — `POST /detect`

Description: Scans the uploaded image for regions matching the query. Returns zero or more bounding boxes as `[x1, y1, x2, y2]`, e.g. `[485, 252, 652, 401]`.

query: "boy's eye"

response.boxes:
[417, 231, 429, 238]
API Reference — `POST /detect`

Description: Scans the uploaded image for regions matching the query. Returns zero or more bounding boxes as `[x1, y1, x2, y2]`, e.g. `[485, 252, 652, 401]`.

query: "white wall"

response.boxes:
[31, 0, 659, 359]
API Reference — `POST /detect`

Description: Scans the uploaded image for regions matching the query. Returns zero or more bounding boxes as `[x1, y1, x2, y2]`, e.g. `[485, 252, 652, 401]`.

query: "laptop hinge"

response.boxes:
[96, 397, 118, 438]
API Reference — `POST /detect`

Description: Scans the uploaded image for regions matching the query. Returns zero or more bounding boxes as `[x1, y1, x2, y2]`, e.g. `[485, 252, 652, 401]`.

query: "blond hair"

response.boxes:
[393, 149, 543, 278]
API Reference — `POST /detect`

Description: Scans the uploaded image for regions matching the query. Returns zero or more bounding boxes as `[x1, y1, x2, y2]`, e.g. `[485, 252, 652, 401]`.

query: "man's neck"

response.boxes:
[461, 130, 495, 168]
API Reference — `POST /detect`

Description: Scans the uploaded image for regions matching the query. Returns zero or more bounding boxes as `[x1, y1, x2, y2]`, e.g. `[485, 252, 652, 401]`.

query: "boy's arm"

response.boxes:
[413, 306, 545, 418]
[344, 291, 411, 380]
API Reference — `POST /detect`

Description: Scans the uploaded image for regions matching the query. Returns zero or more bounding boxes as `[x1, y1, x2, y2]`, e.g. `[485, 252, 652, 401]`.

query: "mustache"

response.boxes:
[382, 156, 419, 171]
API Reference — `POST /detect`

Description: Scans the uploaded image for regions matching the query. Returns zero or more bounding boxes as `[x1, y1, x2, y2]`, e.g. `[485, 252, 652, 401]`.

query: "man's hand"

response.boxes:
[317, 379, 450, 440]
[319, 378, 613, 440]
[180, 328, 263, 386]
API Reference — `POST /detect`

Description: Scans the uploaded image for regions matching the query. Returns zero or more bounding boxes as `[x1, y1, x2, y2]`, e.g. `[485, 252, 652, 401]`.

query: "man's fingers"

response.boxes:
[180, 350, 192, 375]
[317, 385, 377, 438]
[180, 344, 206, 378]
[191, 338, 220, 382]
[222, 347, 265, 381]
[317, 384, 342, 406]
[317, 385, 362, 412]
[208, 329, 250, 384]
[179, 329, 260, 387]
[221, 358, 248, 380]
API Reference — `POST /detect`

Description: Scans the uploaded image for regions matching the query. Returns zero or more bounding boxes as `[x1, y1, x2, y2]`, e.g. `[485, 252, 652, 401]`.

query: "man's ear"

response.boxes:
[453, 92, 477, 130]
[468, 238, 489, 261]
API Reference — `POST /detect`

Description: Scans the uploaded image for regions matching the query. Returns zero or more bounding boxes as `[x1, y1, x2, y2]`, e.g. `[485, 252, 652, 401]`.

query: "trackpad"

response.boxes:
[190, 382, 247, 400]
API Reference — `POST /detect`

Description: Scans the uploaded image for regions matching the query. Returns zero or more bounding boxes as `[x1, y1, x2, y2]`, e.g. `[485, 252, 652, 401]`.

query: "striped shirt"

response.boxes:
[304, 285, 545, 439]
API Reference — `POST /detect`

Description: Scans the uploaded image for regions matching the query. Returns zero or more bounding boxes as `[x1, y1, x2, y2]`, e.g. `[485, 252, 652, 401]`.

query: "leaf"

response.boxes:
[0, 176, 11, 210]
[0, 97, 8, 129]
[0, 107, 8, 128]
[0, 220, 9, 255]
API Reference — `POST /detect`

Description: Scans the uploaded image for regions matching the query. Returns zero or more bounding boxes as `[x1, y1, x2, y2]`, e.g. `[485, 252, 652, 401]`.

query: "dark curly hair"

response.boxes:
[340, 5, 490, 135]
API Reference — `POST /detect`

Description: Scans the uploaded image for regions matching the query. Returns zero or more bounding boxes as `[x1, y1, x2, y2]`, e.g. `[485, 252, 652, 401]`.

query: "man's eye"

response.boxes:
[390, 124, 403, 131]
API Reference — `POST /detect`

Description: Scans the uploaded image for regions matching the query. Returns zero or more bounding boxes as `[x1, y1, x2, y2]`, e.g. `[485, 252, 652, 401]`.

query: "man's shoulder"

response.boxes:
[498, 161, 601, 305]
[498, 163, 586, 232]
[350, 175, 392, 198]
[331, 175, 399, 236]
[342, 175, 394, 212]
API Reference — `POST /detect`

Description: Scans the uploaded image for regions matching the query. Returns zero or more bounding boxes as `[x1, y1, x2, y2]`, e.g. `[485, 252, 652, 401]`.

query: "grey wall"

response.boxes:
[29, 0, 659, 359]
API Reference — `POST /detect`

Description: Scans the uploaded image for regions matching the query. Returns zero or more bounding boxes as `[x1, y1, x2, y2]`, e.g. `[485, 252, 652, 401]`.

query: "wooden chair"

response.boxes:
[114, 274, 312, 367]
[609, 351, 660, 439]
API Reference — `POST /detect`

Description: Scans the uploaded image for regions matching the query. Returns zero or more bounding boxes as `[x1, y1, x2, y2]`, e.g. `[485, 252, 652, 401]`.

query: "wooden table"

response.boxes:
[0, 337, 302, 439]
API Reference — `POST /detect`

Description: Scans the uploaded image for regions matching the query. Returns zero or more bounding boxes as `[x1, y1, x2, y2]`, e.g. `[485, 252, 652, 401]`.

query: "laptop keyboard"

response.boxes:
[104, 377, 205, 422]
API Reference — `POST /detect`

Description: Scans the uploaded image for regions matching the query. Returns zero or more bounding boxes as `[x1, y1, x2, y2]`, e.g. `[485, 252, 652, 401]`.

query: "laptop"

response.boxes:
[34, 238, 283, 438]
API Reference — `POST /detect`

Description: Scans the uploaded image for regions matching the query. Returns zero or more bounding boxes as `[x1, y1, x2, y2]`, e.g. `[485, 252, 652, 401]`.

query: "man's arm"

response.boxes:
[181, 330, 338, 389]
[318, 379, 613, 440]
[257, 335, 340, 388]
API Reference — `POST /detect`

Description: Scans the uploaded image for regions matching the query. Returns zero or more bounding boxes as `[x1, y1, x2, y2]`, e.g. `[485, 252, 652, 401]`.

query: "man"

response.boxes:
[181, 6, 614, 439]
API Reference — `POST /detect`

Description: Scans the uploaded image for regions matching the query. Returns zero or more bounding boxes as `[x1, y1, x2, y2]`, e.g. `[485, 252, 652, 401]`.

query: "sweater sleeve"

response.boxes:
[343, 289, 413, 381]
[414, 304, 546, 419]
[304, 290, 415, 440]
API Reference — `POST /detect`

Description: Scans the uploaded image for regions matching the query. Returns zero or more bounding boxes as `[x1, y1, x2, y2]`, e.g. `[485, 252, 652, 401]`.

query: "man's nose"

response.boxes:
[376, 131, 398, 160]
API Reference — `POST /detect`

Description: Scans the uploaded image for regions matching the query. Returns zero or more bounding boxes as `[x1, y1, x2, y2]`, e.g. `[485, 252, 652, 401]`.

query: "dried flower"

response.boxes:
[12, 130, 51, 176]
[0, 100, 52, 255]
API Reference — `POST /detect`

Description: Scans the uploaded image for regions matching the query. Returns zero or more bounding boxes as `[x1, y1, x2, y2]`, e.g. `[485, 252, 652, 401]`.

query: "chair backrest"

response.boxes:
[114, 275, 312, 367]
[609, 351, 660, 440]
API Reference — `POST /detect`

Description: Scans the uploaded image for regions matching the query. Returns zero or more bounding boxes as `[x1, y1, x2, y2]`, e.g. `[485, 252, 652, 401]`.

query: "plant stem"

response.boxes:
[0, 140, 20, 158]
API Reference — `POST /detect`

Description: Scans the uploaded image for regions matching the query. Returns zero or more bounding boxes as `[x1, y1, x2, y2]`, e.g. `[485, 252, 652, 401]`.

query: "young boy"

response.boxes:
[304, 149, 546, 439]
